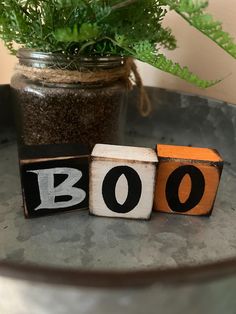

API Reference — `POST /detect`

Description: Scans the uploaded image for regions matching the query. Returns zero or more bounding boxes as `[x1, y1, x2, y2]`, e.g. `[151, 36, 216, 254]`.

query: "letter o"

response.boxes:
[102, 166, 142, 214]
[166, 165, 205, 213]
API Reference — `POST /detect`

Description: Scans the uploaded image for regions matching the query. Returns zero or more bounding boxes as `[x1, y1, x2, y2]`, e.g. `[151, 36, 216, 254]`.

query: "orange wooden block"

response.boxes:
[154, 144, 224, 216]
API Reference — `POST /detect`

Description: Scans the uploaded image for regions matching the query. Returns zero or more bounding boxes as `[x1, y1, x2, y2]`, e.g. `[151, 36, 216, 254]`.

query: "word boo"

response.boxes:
[18, 143, 224, 219]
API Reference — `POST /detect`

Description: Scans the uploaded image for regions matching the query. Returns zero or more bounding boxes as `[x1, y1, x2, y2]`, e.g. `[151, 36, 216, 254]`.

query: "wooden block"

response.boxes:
[89, 144, 158, 220]
[154, 144, 224, 216]
[19, 144, 90, 218]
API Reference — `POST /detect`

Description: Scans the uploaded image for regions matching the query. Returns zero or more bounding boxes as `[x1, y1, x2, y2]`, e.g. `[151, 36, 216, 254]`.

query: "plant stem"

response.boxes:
[111, 0, 138, 11]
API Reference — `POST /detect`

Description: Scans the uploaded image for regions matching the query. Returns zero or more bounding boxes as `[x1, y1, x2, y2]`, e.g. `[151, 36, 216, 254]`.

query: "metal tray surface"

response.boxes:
[0, 87, 235, 273]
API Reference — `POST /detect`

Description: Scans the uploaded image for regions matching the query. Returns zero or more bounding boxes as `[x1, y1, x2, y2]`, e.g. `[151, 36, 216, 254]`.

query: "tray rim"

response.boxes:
[1, 257, 236, 288]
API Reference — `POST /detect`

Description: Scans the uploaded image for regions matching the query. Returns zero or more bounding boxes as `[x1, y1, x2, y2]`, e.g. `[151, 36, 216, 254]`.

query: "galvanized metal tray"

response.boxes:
[0, 85, 236, 314]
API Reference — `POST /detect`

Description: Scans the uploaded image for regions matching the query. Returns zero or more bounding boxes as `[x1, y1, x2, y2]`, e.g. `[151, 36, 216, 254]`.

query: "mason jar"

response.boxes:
[11, 49, 130, 150]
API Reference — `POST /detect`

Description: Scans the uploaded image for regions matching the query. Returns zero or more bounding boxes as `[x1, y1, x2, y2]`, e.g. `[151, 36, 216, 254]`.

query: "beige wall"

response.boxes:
[0, 0, 236, 103]
[137, 0, 236, 104]
[0, 41, 15, 84]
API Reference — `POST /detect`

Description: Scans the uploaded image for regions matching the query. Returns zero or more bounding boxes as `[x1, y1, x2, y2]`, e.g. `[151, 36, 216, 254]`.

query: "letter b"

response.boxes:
[19, 144, 89, 218]
[29, 168, 86, 211]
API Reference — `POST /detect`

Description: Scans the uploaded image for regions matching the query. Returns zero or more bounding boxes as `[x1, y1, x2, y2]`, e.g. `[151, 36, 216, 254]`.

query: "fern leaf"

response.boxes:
[131, 41, 220, 88]
[163, 0, 236, 58]
[157, 27, 177, 50]
[55, 23, 100, 42]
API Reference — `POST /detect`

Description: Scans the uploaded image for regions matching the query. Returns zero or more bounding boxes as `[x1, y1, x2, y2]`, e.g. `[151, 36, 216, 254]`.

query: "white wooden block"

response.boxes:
[89, 144, 158, 220]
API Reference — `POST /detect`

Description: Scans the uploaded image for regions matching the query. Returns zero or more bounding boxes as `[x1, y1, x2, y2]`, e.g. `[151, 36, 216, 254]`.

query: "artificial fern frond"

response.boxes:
[130, 41, 220, 88]
[156, 27, 177, 50]
[0, 0, 235, 89]
[163, 0, 236, 59]
[55, 23, 101, 42]
[162, 0, 208, 13]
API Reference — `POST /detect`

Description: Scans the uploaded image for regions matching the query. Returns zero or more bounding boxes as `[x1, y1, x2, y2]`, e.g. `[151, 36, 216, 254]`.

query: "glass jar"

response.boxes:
[11, 49, 129, 150]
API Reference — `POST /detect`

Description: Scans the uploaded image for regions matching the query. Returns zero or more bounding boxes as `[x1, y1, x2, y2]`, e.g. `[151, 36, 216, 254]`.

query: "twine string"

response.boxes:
[16, 58, 152, 117]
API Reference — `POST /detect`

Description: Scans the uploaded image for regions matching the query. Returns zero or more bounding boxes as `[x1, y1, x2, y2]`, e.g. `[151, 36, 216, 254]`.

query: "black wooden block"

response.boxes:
[18, 144, 90, 218]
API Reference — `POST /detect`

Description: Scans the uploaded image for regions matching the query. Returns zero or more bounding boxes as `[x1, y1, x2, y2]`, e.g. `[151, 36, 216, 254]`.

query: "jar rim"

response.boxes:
[17, 48, 126, 70]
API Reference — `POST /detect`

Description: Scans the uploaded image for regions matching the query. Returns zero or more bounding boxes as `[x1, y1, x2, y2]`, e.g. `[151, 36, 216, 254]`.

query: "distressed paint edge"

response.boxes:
[90, 156, 158, 166]
[20, 155, 90, 165]
[157, 156, 224, 168]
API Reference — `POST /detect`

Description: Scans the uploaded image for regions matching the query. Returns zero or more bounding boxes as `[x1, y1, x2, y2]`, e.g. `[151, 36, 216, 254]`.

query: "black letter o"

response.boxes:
[102, 166, 142, 214]
[166, 165, 205, 213]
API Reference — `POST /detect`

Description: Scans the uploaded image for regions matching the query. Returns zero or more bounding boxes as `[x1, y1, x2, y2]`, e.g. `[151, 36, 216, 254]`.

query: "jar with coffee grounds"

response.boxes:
[11, 49, 134, 150]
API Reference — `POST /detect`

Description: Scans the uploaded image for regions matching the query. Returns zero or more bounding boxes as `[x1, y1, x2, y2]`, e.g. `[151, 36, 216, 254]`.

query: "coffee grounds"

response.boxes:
[12, 75, 126, 150]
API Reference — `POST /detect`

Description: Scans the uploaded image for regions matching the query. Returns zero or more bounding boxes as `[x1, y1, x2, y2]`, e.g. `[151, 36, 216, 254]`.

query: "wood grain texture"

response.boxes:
[154, 144, 224, 216]
[89, 144, 158, 220]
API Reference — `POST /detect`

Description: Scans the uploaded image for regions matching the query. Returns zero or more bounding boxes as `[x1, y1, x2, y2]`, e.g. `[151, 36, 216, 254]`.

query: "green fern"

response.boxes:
[133, 41, 220, 88]
[111, 38, 219, 88]
[162, 0, 236, 58]
[55, 23, 101, 42]
[0, 0, 235, 88]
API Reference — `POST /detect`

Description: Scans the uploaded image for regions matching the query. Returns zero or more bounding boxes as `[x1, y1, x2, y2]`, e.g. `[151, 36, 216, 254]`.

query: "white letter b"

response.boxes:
[28, 168, 86, 211]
